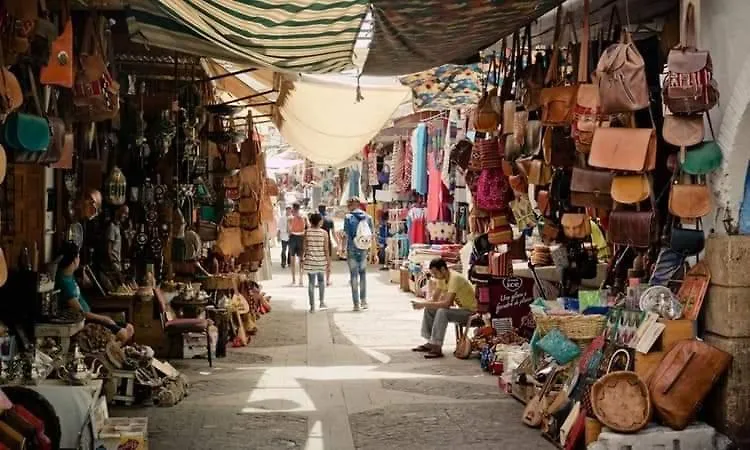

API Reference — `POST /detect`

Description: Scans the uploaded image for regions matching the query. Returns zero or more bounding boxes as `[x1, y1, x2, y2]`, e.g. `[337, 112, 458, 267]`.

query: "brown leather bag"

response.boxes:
[570, 168, 613, 210]
[595, 30, 650, 113]
[509, 174, 528, 195]
[73, 15, 120, 122]
[668, 177, 711, 219]
[648, 340, 731, 431]
[40, 15, 74, 88]
[589, 127, 656, 172]
[663, 114, 704, 147]
[474, 88, 499, 133]
[611, 174, 650, 205]
[573, 0, 602, 154]
[543, 126, 577, 168]
[664, 3, 719, 115]
[540, 8, 578, 126]
[608, 210, 655, 248]
[562, 213, 592, 239]
[0, 42, 23, 119]
[522, 159, 552, 186]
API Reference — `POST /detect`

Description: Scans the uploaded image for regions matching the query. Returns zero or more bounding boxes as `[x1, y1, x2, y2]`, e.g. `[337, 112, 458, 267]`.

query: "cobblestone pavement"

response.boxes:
[113, 256, 551, 450]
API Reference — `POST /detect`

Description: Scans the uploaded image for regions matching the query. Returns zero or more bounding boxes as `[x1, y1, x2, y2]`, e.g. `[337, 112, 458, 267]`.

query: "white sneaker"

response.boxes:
[319, 303, 329, 311]
[360, 302, 369, 310]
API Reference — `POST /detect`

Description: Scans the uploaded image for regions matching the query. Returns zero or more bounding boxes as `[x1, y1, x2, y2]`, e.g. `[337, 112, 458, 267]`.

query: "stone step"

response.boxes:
[590, 422, 718, 450]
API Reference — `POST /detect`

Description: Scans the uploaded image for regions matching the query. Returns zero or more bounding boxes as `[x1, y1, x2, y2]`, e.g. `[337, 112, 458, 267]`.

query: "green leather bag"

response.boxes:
[682, 141, 722, 175]
[2, 112, 50, 152]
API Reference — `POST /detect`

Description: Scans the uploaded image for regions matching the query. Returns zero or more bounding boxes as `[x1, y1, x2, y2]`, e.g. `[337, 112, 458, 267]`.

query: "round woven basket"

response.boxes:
[590, 371, 651, 433]
[534, 313, 607, 341]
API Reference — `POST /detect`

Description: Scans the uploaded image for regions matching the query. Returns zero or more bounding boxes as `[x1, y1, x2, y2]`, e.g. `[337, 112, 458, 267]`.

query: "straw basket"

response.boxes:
[533, 313, 607, 341]
[590, 371, 651, 433]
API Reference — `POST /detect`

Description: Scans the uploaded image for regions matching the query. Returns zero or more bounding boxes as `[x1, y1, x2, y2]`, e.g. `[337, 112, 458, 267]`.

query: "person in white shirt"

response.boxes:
[277, 206, 291, 268]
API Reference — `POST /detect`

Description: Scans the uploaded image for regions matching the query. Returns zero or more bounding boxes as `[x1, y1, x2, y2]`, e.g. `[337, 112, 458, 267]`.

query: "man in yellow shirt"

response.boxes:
[412, 258, 476, 358]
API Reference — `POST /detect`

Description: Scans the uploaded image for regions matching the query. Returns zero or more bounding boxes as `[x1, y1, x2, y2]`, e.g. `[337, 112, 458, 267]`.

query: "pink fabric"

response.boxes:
[426, 155, 443, 221]
[409, 215, 427, 245]
[476, 168, 511, 211]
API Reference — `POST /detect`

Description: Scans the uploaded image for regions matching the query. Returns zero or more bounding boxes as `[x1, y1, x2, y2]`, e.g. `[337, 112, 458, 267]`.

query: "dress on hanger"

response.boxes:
[411, 124, 428, 195]
[407, 207, 427, 245]
[426, 153, 444, 222]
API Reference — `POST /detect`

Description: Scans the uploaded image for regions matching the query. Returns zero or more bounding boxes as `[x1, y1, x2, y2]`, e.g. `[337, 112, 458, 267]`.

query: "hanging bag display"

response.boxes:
[570, 167, 613, 210]
[540, 8, 578, 126]
[681, 114, 722, 175]
[40, 0, 74, 88]
[588, 127, 656, 172]
[473, 55, 499, 132]
[610, 174, 650, 205]
[521, 24, 547, 112]
[73, 14, 119, 122]
[668, 174, 711, 219]
[664, 2, 719, 115]
[561, 213, 592, 239]
[608, 179, 657, 248]
[595, 28, 650, 113]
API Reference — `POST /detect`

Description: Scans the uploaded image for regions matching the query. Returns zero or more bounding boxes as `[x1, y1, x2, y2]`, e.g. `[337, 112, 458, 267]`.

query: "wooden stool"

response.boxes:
[35, 320, 85, 353]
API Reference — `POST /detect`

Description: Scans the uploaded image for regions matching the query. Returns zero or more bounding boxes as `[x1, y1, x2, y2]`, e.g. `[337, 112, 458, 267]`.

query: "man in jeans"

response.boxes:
[277, 206, 291, 268]
[344, 197, 373, 311]
[411, 258, 476, 358]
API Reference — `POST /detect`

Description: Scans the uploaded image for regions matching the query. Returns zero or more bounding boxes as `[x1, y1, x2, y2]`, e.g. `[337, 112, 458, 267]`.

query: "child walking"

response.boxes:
[303, 213, 330, 313]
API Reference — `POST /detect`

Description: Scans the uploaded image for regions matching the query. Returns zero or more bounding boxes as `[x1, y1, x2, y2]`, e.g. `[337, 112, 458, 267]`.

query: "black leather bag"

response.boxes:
[670, 221, 705, 256]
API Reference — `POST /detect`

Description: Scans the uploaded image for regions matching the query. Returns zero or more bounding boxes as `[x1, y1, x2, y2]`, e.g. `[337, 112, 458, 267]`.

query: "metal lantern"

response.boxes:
[105, 166, 127, 206]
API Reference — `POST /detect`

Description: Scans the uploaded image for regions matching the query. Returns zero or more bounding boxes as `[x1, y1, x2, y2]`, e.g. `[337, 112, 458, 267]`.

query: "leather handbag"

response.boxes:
[509, 174, 528, 195]
[73, 15, 119, 122]
[521, 23, 547, 112]
[573, 0, 602, 154]
[537, 190, 551, 216]
[670, 221, 705, 256]
[519, 159, 553, 186]
[541, 86, 578, 126]
[474, 55, 499, 132]
[562, 213, 592, 239]
[570, 167, 613, 210]
[668, 177, 711, 219]
[477, 137, 503, 170]
[595, 29, 650, 113]
[683, 141, 722, 175]
[589, 127, 656, 172]
[510, 196, 536, 230]
[608, 210, 656, 248]
[216, 227, 244, 256]
[541, 221, 561, 244]
[241, 227, 265, 247]
[663, 115, 704, 147]
[3, 112, 49, 153]
[0, 56, 23, 120]
[523, 366, 560, 427]
[648, 340, 731, 430]
[513, 110, 528, 146]
[664, 3, 719, 115]
[525, 120, 542, 155]
[476, 168, 511, 212]
[40, 12, 74, 88]
[450, 139, 473, 171]
[611, 174, 650, 205]
[454, 328, 472, 359]
[503, 100, 516, 134]
[543, 126, 577, 168]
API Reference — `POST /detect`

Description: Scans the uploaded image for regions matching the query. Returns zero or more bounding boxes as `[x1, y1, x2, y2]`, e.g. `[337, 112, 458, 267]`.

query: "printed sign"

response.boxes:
[488, 276, 536, 338]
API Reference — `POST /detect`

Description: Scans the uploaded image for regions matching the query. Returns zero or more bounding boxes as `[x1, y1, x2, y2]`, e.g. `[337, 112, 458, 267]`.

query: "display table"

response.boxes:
[35, 321, 85, 353]
[23, 379, 102, 449]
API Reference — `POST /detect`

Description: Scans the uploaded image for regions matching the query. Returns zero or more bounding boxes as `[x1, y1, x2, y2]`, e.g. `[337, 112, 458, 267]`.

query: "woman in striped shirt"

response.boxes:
[303, 213, 330, 312]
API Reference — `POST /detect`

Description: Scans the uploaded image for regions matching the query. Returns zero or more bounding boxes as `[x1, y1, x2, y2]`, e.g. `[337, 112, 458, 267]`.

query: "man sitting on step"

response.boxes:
[411, 258, 476, 359]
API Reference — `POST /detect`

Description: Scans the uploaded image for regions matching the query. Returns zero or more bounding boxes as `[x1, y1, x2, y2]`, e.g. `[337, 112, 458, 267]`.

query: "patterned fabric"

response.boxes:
[303, 228, 329, 273]
[403, 134, 414, 192]
[128, 0, 368, 73]
[367, 145, 378, 186]
[476, 168, 512, 212]
[390, 139, 405, 193]
[400, 64, 483, 111]
[364, 0, 563, 75]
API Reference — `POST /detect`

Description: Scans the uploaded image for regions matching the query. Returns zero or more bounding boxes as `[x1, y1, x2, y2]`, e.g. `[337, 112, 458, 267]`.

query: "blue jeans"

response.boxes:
[347, 253, 367, 306]
[307, 272, 325, 307]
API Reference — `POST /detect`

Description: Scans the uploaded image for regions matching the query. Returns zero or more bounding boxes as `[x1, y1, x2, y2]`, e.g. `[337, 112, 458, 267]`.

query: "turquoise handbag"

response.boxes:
[682, 141, 722, 175]
[2, 112, 50, 152]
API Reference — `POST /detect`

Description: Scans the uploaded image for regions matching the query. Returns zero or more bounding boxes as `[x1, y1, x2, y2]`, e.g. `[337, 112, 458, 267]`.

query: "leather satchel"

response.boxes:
[519, 159, 553, 186]
[648, 340, 731, 430]
[608, 210, 655, 248]
[611, 174, 650, 205]
[683, 141, 722, 175]
[589, 127, 656, 172]
[562, 213, 592, 239]
[541, 86, 578, 126]
[570, 168, 613, 210]
[543, 126, 577, 168]
[73, 15, 119, 122]
[663, 115, 704, 147]
[664, 3, 719, 115]
[40, 18, 74, 88]
[595, 30, 650, 113]
[668, 179, 711, 219]
[474, 88, 499, 132]
[670, 222, 705, 256]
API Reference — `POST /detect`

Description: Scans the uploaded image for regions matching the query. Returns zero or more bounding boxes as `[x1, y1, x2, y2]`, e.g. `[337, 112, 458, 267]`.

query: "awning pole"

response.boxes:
[213, 89, 276, 107]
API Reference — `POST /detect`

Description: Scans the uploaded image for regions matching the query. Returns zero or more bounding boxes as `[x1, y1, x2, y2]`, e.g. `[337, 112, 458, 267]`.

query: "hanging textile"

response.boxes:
[348, 166, 361, 199]
[441, 110, 457, 188]
[403, 137, 413, 192]
[411, 124, 428, 195]
[390, 139, 405, 194]
[363, 0, 561, 75]
[400, 64, 483, 111]
[128, 0, 369, 73]
[407, 207, 427, 245]
[368, 145, 379, 186]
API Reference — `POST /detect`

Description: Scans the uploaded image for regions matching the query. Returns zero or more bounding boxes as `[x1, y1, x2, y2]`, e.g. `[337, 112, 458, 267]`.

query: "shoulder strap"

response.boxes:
[684, 2, 697, 48]
[545, 6, 564, 86]
[577, 0, 591, 83]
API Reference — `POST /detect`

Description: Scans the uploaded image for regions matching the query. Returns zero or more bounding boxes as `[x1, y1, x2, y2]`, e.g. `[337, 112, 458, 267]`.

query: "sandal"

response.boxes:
[411, 344, 431, 352]
[424, 352, 444, 359]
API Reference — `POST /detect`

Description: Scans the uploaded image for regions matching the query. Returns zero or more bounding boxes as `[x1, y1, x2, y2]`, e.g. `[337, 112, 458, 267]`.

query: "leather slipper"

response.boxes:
[424, 352, 444, 359]
[412, 344, 430, 352]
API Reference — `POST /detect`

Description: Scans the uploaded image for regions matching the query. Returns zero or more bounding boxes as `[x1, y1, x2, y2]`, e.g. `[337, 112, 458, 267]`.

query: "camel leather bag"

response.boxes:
[595, 30, 650, 113]
[589, 127, 656, 172]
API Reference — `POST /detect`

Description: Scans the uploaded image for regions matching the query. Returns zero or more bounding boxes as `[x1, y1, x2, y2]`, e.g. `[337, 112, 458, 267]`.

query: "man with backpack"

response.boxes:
[344, 197, 373, 311]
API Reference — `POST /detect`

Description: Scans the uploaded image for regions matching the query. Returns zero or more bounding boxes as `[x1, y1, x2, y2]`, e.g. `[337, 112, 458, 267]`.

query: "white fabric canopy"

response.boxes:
[276, 75, 410, 165]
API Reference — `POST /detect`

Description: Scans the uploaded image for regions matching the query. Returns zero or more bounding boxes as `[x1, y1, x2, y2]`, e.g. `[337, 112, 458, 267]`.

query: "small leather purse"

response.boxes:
[589, 127, 657, 172]
[611, 174, 650, 205]
[668, 175, 711, 219]
[670, 220, 705, 256]
[561, 213, 592, 239]
[570, 167, 613, 210]
[40, 15, 74, 88]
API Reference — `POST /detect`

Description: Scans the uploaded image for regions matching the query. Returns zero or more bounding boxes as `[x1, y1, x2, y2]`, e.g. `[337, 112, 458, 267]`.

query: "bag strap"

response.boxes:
[26, 67, 44, 117]
[661, 350, 695, 394]
[683, 2, 697, 48]
[577, 0, 591, 83]
[81, 14, 97, 56]
[608, 6, 622, 42]
[545, 6, 564, 86]
[606, 348, 630, 373]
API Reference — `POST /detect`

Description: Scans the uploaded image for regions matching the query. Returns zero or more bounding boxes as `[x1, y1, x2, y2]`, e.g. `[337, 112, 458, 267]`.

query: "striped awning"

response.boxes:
[127, 0, 369, 73]
[364, 0, 564, 75]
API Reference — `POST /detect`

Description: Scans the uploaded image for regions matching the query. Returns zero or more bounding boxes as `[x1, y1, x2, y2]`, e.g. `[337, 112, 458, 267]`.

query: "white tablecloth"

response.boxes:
[26, 380, 102, 449]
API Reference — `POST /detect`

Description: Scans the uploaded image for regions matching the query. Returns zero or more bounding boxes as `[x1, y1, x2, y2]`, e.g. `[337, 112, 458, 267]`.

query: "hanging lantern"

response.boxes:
[105, 167, 127, 206]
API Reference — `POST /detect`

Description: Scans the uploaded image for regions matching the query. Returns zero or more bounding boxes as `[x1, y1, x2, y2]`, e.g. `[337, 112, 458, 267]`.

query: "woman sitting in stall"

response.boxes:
[56, 241, 135, 344]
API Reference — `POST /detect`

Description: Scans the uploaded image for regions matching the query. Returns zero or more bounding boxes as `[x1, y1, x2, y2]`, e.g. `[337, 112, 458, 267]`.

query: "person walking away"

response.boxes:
[287, 203, 306, 286]
[302, 213, 330, 312]
[344, 197, 374, 311]
[277, 206, 291, 268]
[411, 258, 476, 358]
[318, 204, 335, 286]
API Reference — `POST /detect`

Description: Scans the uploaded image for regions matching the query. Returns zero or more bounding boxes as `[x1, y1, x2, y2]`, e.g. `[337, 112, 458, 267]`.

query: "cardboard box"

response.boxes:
[97, 417, 148, 450]
[635, 319, 696, 380]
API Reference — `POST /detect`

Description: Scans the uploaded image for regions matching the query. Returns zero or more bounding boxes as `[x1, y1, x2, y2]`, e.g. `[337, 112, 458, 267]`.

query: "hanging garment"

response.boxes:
[407, 207, 427, 245]
[427, 152, 445, 222]
[403, 137, 413, 191]
[368, 145, 379, 186]
[390, 139, 405, 194]
[441, 111, 455, 188]
[348, 166, 361, 198]
[411, 124, 428, 195]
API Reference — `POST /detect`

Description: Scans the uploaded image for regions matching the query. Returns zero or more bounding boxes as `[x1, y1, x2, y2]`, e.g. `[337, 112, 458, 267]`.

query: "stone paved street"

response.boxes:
[114, 257, 551, 449]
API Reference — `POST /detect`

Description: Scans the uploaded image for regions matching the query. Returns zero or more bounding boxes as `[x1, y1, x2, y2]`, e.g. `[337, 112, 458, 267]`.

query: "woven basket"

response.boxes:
[534, 313, 607, 341]
[590, 371, 651, 433]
